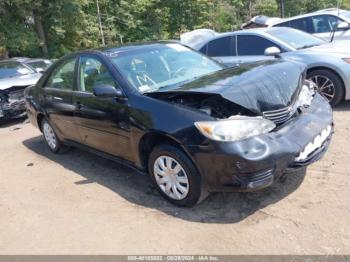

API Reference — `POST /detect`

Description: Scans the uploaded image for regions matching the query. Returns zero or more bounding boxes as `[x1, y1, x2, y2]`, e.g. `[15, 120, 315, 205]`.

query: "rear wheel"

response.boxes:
[148, 144, 206, 207]
[41, 118, 63, 153]
[307, 69, 344, 106]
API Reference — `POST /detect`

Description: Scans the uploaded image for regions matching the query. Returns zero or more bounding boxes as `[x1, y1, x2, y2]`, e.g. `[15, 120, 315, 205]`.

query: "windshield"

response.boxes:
[110, 43, 223, 93]
[0, 61, 34, 79]
[266, 28, 325, 49]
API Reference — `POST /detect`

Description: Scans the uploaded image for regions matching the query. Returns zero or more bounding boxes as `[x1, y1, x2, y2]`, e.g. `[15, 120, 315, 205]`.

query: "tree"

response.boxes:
[0, 0, 348, 58]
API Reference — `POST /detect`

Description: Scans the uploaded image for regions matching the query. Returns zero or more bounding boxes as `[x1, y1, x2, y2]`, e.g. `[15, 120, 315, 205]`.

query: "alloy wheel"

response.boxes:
[153, 156, 189, 200]
[309, 75, 335, 102]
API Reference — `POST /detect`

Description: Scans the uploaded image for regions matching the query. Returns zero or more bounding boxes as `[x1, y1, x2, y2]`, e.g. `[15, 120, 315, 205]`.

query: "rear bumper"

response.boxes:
[186, 94, 333, 192]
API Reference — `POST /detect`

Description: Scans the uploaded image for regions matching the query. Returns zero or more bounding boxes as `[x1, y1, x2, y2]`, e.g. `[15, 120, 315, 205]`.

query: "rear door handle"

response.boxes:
[52, 96, 63, 101]
[44, 95, 63, 101]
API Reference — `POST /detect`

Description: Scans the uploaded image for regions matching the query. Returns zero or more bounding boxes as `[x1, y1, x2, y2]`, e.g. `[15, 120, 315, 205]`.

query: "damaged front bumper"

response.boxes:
[187, 93, 333, 192]
[0, 89, 27, 119]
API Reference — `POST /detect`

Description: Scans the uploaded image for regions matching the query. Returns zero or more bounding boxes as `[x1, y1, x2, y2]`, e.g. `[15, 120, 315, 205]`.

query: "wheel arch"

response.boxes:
[36, 113, 45, 132]
[138, 132, 196, 173]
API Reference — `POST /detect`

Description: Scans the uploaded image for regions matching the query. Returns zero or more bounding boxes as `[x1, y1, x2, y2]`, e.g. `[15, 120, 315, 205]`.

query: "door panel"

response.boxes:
[41, 57, 80, 141]
[74, 56, 131, 159]
[213, 56, 241, 67]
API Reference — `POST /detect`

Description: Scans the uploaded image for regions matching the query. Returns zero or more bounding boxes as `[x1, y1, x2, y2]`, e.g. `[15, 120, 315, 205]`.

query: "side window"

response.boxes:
[289, 17, 312, 33]
[199, 44, 208, 55]
[207, 36, 235, 57]
[46, 58, 76, 90]
[78, 57, 116, 93]
[312, 15, 343, 33]
[237, 35, 278, 56]
[274, 21, 290, 27]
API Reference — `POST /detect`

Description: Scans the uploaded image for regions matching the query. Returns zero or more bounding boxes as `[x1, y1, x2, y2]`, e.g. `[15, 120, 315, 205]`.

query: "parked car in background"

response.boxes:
[0, 60, 42, 120]
[25, 42, 333, 206]
[182, 27, 350, 106]
[242, 9, 350, 41]
[12, 57, 52, 73]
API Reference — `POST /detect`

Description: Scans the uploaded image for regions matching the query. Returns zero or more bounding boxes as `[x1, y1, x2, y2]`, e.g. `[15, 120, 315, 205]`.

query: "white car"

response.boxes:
[181, 27, 350, 106]
[242, 8, 350, 41]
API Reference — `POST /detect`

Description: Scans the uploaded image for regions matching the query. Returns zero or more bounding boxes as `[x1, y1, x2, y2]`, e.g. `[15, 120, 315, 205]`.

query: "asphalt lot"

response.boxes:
[0, 102, 350, 254]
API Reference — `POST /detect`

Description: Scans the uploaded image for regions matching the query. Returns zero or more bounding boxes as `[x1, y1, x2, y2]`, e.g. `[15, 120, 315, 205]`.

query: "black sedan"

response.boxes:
[25, 42, 333, 207]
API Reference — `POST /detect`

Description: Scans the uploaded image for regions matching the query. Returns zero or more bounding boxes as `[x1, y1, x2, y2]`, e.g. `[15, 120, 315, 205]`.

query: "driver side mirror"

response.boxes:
[93, 84, 126, 100]
[337, 21, 350, 31]
[264, 46, 281, 57]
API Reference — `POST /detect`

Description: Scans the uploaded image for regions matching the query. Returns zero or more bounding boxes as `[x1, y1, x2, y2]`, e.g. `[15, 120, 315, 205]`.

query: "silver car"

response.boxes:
[182, 27, 350, 106]
[0, 60, 42, 120]
[12, 57, 53, 73]
[242, 8, 350, 41]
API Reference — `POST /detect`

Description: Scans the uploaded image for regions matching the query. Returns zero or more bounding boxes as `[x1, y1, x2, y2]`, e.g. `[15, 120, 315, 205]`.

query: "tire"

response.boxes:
[148, 144, 206, 207]
[41, 118, 63, 153]
[307, 69, 344, 106]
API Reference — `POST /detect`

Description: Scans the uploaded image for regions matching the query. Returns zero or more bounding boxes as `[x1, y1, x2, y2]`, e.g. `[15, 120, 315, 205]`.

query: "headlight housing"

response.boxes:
[295, 80, 316, 108]
[195, 116, 276, 142]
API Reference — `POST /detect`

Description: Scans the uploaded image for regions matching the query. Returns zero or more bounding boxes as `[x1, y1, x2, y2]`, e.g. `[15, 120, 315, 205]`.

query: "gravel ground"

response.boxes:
[0, 102, 349, 255]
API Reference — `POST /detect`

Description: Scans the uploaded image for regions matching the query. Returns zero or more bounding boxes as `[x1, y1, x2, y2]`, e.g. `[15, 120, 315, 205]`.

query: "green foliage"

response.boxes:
[0, 0, 348, 58]
[283, 0, 338, 16]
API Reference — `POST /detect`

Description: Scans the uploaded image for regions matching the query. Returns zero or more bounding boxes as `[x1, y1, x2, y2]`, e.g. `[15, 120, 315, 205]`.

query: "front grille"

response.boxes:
[263, 106, 295, 124]
[236, 169, 274, 183]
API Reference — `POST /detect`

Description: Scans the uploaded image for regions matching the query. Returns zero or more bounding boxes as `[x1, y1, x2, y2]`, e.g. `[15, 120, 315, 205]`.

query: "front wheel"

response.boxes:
[148, 144, 206, 207]
[307, 69, 344, 106]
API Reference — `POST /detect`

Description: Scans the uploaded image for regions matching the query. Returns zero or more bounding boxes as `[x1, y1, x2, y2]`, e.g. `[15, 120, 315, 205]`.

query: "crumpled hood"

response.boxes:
[157, 60, 305, 113]
[0, 73, 41, 91]
[305, 41, 350, 55]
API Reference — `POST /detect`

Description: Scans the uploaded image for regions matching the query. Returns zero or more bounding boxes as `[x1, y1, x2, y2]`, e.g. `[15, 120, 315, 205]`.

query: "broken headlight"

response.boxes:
[195, 116, 276, 142]
[295, 80, 316, 108]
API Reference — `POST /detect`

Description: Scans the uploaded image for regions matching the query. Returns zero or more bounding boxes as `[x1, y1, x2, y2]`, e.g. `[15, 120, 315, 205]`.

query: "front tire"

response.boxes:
[148, 144, 205, 207]
[41, 118, 63, 153]
[307, 69, 344, 106]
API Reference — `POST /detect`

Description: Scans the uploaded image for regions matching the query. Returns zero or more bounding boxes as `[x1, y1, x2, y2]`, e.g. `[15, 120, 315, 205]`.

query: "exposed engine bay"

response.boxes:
[147, 92, 255, 119]
[0, 86, 28, 119]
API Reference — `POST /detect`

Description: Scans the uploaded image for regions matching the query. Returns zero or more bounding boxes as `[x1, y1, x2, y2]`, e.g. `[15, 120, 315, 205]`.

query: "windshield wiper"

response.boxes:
[144, 78, 196, 94]
[143, 68, 227, 94]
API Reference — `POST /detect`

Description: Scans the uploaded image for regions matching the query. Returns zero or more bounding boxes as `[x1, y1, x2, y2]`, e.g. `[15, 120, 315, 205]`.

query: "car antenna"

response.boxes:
[330, 0, 343, 42]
